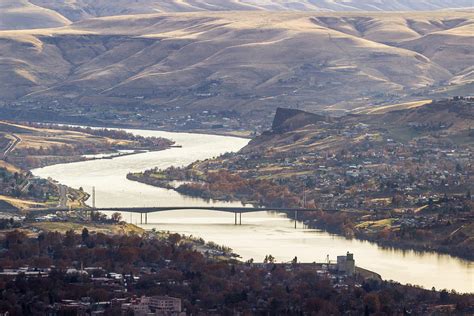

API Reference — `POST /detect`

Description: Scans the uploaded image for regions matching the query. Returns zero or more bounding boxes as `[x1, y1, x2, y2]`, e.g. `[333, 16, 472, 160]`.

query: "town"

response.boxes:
[0, 100, 472, 314]
[0, 2, 473, 314]
[130, 98, 473, 260]
[0, 100, 263, 137]
[1, 228, 472, 315]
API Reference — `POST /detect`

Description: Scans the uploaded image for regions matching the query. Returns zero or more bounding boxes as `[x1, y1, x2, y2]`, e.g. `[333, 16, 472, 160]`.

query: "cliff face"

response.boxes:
[271, 107, 326, 133]
[239, 107, 329, 154]
[242, 98, 474, 155]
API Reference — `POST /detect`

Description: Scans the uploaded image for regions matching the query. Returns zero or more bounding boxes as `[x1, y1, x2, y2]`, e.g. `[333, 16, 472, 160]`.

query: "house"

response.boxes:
[51, 300, 89, 315]
[346, 169, 360, 178]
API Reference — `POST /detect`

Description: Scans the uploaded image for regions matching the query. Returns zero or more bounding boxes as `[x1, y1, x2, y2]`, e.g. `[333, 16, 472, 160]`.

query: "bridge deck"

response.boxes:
[5, 206, 363, 226]
[18, 206, 336, 214]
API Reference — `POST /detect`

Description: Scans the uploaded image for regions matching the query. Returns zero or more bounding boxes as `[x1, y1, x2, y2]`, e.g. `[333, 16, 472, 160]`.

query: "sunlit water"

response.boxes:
[32, 129, 473, 293]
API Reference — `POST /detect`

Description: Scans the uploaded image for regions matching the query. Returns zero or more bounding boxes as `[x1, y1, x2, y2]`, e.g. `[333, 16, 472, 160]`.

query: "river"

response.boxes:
[32, 129, 473, 293]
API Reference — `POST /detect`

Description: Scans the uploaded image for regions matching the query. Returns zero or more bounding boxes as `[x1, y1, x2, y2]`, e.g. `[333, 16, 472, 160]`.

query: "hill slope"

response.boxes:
[0, 0, 70, 30]
[1, 0, 471, 29]
[245, 98, 474, 154]
[0, 11, 472, 128]
[24, 0, 474, 22]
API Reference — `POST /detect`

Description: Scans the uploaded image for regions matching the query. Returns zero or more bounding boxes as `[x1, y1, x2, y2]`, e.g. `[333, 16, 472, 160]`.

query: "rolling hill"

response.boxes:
[245, 97, 474, 155]
[2, 0, 472, 29]
[0, 1, 472, 129]
[0, 0, 71, 30]
[22, 0, 474, 23]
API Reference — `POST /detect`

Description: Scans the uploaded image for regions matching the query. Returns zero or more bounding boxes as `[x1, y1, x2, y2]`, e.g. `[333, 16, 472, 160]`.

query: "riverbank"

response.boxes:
[3, 227, 472, 315]
[296, 210, 474, 261]
[8, 118, 254, 140]
[3, 122, 175, 170]
[20, 147, 175, 170]
[124, 102, 473, 262]
[127, 167, 474, 262]
[30, 127, 473, 293]
[2, 210, 242, 262]
[0, 121, 176, 211]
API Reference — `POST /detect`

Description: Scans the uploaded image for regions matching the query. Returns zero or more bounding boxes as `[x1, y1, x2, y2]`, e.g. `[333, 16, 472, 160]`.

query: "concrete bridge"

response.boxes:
[18, 206, 348, 227]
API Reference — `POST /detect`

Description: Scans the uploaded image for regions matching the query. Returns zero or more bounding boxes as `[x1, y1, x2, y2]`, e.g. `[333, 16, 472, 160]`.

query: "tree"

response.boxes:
[364, 293, 381, 314]
[168, 233, 182, 245]
[264, 254, 275, 264]
[391, 194, 402, 206]
[111, 212, 122, 223]
[64, 230, 76, 247]
[440, 290, 449, 303]
[81, 227, 89, 243]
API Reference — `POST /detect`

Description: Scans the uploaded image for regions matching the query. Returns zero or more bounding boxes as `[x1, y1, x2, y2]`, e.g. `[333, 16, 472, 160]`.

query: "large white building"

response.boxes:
[121, 295, 185, 316]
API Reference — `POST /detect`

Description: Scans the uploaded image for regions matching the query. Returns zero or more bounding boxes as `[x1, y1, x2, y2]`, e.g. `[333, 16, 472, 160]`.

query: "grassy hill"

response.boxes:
[0, 0, 70, 30]
[15, 0, 474, 24]
[245, 98, 474, 153]
[0, 11, 472, 127]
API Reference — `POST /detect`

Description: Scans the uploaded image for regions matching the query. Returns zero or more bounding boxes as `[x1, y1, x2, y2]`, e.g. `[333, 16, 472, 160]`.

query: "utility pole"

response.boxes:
[303, 189, 307, 208]
[294, 210, 297, 229]
[295, 189, 306, 229]
[92, 186, 96, 209]
[89, 186, 96, 221]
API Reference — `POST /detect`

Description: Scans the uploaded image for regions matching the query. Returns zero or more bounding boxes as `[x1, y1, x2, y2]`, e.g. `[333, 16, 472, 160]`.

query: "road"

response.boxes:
[15, 205, 367, 225]
[1, 134, 21, 159]
[17, 206, 366, 215]
[0, 134, 21, 159]
[57, 184, 68, 209]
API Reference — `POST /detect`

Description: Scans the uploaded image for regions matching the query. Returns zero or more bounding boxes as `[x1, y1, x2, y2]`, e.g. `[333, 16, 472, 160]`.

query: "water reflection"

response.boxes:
[32, 129, 473, 293]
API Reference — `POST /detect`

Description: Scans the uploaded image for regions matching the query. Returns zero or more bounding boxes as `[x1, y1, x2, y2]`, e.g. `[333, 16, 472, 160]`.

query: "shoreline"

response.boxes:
[127, 174, 474, 262]
[21, 120, 468, 264]
[0, 121, 175, 210]
[29, 146, 174, 170]
[16, 126, 473, 293]
[13, 119, 253, 140]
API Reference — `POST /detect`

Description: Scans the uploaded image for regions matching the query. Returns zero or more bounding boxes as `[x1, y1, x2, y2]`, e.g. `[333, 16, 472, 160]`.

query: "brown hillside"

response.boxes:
[0, 11, 472, 125]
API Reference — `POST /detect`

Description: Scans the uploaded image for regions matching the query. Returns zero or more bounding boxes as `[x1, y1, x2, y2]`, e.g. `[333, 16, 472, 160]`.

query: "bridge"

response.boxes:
[19, 206, 348, 227]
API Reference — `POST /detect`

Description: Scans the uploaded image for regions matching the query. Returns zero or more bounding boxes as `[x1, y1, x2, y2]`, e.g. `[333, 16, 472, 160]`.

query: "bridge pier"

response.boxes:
[239, 212, 242, 225]
[145, 212, 148, 224]
[234, 212, 237, 225]
[140, 212, 143, 225]
[294, 210, 298, 229]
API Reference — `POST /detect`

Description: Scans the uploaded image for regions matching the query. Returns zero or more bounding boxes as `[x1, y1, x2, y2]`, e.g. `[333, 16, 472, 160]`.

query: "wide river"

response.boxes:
[32, 129, 473, 293]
